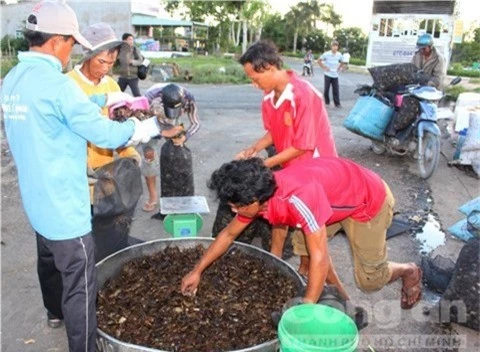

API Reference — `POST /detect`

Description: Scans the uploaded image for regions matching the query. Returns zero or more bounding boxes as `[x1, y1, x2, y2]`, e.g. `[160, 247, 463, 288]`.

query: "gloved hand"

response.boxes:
[105, 92, 133, 107]
[126, 117, 152, 146]
[271, 296, 304, 327]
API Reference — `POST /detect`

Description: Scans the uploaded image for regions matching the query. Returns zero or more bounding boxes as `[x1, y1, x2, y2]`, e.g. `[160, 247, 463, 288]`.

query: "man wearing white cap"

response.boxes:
[0, 2, 168, 351]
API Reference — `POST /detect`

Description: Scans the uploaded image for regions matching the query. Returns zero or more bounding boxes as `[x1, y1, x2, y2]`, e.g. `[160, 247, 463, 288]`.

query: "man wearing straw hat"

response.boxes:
[0, 1, 159, 350]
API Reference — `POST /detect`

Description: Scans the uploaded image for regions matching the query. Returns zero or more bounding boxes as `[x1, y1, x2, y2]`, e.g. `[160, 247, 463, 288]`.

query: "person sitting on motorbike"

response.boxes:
[303, 49, 314, 76]
[411, 33, 446, 90]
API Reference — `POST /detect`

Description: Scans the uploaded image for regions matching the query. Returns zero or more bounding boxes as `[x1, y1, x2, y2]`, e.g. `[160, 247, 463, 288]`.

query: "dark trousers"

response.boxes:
[324, 75, 340, 106]
[117, 77, 141, 97]
[36, 232, 97, 352]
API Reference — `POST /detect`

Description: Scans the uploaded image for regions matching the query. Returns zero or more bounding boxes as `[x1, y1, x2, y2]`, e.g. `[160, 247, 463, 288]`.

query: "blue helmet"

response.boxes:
[416, 33, 433, 49]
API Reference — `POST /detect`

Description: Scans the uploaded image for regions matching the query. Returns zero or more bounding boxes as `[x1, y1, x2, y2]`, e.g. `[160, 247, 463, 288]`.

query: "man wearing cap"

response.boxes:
[0, 2, 168, 351]
[318, 40, 346, 108]
[67, 23, 141, 173]
[411, 33, 446, 90]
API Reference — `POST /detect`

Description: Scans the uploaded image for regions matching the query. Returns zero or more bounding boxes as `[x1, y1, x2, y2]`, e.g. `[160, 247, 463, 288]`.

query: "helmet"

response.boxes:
[161, 84, 185, 119]
[416, 33, 433, 49]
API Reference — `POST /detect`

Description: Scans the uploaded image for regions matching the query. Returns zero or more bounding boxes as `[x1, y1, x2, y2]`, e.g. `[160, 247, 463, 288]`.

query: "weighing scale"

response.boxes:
[160, 196, 210, 237]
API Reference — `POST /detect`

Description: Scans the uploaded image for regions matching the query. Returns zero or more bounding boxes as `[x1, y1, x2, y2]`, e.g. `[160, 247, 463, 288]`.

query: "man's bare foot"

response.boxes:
[401, 263, 422, 309]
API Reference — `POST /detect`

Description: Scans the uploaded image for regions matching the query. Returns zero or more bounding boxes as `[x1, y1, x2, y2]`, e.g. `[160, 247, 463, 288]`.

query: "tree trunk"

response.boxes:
[235, 21, 241, 47]
[229, 22, 234, 45]
[256, 26, 263, 41]
[242, 19, 248, 53]
[293, 30, 298, 53]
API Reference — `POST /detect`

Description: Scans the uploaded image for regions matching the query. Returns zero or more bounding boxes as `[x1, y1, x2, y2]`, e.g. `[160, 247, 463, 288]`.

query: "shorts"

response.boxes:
[292, 182, 395, 292]
[141, 139, 160, 177]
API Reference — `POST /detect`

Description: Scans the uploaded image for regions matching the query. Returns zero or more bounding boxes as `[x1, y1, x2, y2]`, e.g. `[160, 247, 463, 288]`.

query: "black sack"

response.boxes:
[438, 237, 480, 331]
[212, 200, 294, 260]
[93, 158, 143, 217]
[368, 63, 418, 92]
[137, 65, 148, 80]
[92, 210, 133, 263]
[160, 139, 194, 197]
[393, 96, 419, 131]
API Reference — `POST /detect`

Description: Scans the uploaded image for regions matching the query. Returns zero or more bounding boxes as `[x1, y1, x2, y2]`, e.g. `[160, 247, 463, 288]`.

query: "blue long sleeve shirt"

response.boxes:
[1, 52, 135, 240]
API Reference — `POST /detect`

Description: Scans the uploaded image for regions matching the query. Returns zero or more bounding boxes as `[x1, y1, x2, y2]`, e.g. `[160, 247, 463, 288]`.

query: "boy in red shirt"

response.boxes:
[182, 158, 422, 310]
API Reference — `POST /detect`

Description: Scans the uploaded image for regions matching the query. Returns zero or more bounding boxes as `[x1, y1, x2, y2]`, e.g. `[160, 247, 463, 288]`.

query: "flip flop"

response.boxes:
[142, 201, 157, 212]
[401, 265, 423, 310]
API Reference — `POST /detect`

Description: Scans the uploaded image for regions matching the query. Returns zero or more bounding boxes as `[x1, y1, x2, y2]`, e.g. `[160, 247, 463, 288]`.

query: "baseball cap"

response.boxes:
[78, 23, 122, 64]
[25, 0, 92, 50]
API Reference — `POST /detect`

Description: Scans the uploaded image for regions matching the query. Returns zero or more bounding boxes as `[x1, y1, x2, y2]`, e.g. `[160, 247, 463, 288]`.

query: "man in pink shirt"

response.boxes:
[182, 158, 422, 310]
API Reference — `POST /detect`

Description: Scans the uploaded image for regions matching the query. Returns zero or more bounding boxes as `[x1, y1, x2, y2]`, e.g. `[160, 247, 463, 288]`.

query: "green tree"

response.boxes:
[473, 27, 480, 43]
[303, 29, 327, 53]
[319, 3, 342, 38]
[262, 13, 288, 50]
[285, 1, 319, 53]
[333, 27, 368, 58]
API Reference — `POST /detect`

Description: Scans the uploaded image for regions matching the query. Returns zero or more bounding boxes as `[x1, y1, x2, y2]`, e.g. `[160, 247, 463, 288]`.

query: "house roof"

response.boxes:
[131, 15, 208, 27]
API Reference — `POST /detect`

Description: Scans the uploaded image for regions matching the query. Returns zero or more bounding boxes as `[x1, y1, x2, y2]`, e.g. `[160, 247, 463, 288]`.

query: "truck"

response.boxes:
[366, 0, 456, 67]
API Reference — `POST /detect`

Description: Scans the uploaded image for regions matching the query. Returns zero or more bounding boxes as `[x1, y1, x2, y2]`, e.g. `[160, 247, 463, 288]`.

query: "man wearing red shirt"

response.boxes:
[182, 158, 422, 310]
[233, 40, 338, 278]
[236, 40, 337, 167]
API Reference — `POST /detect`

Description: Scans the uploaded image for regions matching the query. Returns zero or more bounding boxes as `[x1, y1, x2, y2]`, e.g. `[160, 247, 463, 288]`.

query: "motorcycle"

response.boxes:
[345, 76, 461, 179]
[302, 60, 313, 77]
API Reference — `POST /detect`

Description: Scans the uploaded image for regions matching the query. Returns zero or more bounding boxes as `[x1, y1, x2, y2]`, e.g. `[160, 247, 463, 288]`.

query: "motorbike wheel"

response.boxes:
[418, 131, 440, 179]
[371, 141, 386, 155]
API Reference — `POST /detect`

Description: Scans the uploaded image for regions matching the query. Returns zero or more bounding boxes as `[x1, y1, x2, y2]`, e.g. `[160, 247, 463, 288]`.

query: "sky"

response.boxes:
[273, 0, 478, 33]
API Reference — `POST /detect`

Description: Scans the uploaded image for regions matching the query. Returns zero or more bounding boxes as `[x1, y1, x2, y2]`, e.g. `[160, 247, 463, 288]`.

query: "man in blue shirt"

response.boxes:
[318, 40, 346, 108]
[0, 1, 163, 351]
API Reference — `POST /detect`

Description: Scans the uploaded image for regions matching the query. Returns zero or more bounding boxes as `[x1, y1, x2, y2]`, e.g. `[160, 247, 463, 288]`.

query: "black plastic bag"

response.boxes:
[439, 237, 479, 331]
[93, 158, 142, 217]
[92, 210, 133, 263]
[160, 139, 194, 197]
[137, 65, 148, 80]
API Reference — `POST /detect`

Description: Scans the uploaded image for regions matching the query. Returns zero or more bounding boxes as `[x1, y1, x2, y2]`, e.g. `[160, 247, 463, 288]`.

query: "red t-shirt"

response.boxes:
[262, 70, 337, 167]
[237, 158, 387, 234]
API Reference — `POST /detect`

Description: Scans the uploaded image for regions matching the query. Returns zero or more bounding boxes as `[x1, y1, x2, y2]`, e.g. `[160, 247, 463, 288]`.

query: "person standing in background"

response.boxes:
[117, 32, 143, 96]
[318, 40, 345, 108]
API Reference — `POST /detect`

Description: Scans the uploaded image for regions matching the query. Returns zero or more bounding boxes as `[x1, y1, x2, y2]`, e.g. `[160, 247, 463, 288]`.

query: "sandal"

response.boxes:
[142, 201, 157, 212]
[401, 265, 423, 310]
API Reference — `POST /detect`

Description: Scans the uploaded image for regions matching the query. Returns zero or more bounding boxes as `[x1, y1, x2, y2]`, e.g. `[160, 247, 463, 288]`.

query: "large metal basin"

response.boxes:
[95, 237, 305, 352]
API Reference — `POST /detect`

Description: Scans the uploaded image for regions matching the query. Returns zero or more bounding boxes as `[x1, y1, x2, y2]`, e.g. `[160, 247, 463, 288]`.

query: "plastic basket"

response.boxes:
[343, 95, 394, 141]
[278, 304, 359, 352]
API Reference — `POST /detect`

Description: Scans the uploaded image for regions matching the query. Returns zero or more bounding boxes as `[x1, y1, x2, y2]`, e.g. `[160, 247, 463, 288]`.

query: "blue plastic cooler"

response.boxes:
[343, 95, 394, 141]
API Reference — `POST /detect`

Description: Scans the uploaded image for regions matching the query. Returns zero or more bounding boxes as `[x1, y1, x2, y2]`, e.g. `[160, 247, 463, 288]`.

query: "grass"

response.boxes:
[149, 55, 250, 84]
